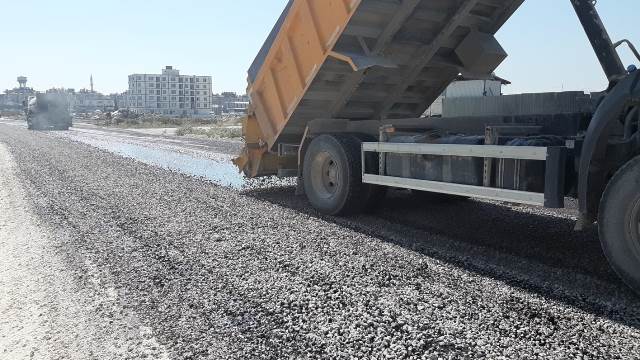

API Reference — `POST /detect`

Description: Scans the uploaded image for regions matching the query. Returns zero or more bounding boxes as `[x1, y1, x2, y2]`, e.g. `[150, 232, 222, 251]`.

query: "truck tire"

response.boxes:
[599, 155, 640, 295]
[303, 134, 374, 216]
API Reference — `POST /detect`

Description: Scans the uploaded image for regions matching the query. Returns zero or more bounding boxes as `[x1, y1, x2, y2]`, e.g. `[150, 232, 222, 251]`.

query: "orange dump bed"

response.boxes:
[239, 0, 523, 176]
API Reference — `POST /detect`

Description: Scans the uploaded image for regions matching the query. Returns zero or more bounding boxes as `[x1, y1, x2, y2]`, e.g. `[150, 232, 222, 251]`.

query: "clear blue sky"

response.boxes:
[1, 0, 638, 95]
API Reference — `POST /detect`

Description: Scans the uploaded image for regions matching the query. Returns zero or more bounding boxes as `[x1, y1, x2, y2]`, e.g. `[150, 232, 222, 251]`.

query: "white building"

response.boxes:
[425, 74, 510, 117]
[126, 66, 213, 116]
[72, 89, 115, 113]
[1, 76, 35, 110]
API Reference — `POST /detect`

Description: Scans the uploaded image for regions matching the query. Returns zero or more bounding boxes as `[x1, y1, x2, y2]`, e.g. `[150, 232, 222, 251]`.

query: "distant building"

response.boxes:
[126, 66, 213, 116]
[425, 74, 510, 117]
[72, 89, 115, 113]
[41, 85, 115, 114]
[212, 92, 249, 115]
[1, 76, 36, 110]
[35, 76, 116, 114]
[111, 91, 129, 110]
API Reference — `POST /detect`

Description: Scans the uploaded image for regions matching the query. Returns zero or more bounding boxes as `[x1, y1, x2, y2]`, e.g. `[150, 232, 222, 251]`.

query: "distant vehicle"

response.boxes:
[26, 93, 72, 131]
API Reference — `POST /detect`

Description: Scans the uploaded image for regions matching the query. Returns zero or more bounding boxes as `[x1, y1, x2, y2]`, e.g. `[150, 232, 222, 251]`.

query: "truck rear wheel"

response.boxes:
[303, 134, 374, 216]
[599, 156, 640, 295]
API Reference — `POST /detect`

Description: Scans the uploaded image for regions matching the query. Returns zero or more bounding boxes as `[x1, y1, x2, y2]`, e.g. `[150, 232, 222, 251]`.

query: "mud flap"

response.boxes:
[233, 115, 280, 178]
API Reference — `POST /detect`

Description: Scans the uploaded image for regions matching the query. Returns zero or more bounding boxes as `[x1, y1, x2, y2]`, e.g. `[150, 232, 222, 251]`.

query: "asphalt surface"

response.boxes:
[1, 121, 640, 359]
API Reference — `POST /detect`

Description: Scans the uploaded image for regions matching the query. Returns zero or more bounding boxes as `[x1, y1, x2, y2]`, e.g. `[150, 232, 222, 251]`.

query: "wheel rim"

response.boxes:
[627, 197, 640, 260]
[310, 151, 341, 200]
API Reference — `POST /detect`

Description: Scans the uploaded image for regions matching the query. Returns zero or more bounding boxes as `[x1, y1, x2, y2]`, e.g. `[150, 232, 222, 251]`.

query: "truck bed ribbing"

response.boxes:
[244, 0, 524, 159]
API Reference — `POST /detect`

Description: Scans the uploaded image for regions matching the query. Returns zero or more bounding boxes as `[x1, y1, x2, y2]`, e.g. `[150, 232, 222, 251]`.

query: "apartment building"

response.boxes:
[127, 66, 213, 116]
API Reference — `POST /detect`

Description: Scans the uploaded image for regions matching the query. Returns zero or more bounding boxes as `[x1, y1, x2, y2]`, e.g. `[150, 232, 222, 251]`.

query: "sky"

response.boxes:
[0, 0, 638, 95]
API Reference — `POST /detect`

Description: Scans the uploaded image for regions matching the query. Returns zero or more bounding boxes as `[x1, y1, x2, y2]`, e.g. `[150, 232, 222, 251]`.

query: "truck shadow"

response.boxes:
[243, 185, 640, 329]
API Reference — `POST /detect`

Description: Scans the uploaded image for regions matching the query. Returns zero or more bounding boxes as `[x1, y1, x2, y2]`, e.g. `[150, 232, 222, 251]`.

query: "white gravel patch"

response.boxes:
[0, 143, 170, 360]
[120, 127, 179, 136]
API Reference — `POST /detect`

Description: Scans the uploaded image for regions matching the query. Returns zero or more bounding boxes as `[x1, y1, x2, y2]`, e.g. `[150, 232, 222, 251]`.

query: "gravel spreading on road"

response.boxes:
[1, 124, 640, 359]
[48, 125, 294, 191]
[53, 125, 245, 160]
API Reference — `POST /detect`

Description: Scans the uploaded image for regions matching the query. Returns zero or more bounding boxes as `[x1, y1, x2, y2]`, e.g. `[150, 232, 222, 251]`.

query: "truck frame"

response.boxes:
[235, 0, 640, 295]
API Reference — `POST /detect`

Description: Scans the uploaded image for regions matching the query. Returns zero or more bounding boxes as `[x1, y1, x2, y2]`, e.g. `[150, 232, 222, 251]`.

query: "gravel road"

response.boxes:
[0, 141, 170, 359]
[1, 123, 640, 359]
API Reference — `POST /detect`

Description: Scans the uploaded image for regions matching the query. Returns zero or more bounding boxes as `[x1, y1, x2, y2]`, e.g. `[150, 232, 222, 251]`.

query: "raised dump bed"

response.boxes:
[237, 0, 524, 176]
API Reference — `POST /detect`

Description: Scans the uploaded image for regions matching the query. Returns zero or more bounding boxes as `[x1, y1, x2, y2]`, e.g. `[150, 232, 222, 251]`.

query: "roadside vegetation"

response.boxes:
[176, 124, 242, 140]
[110, 117, 209, 129]
[92, 111, 213, 129]
[89, 110, 245, 139]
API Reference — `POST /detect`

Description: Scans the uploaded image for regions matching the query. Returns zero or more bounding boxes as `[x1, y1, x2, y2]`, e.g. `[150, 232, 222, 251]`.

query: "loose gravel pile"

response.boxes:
[1, 124, 640, 359]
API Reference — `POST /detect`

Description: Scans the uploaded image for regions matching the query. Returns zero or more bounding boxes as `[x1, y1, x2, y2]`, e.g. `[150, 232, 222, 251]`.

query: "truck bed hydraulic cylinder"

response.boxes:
[571, 0, 626, 82]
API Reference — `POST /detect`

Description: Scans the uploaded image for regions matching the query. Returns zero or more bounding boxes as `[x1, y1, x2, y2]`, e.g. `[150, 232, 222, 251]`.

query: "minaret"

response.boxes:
[90, 75, 94, 92]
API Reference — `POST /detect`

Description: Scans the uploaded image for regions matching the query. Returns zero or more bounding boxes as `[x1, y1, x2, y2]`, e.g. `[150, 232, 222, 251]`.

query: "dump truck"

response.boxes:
[234, 0, 640, 295]
[26, 93, 73, 131]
